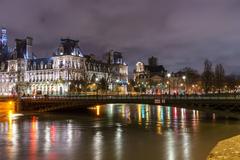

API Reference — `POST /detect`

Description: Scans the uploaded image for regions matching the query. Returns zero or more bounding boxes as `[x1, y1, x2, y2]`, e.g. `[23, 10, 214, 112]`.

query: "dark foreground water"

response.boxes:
[0, 103, 240, 160]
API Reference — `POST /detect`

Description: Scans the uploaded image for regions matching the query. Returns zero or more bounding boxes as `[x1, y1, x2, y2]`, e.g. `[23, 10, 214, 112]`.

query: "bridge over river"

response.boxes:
[2, 95, 239, 115]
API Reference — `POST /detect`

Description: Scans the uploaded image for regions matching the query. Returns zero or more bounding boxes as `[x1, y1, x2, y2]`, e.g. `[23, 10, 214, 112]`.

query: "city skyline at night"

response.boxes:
[1, 0, 240, 74]
[0, 1, 240, 160]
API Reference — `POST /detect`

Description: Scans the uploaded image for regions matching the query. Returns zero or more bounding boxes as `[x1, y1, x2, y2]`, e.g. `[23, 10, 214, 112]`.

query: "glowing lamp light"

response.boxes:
[8, 101, 13, 105]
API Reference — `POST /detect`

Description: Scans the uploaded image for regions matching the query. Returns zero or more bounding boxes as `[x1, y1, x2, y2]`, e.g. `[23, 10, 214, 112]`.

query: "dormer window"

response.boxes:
[33, 62, 36, 70]
[40, 61, 44, 69]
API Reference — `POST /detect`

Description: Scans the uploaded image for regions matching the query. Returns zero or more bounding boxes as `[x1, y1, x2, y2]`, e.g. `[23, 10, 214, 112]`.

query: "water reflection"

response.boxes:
[96, 105, 101, 116]
[166, 131, 175, 160]
[93, 131, 103, 160]
[44, 125, 51, 153]
[138, 104, 142, 124]
[115, 127, 122, 160]
[182, 133, 190, 160]
[0, 103, 238, 160]
[7, 110, 18, 160]
[30, 116, 38, 160]
[95, 104, 202, 135]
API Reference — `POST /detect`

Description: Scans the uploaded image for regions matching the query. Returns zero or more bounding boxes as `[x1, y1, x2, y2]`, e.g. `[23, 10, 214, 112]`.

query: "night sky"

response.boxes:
[1, 0, 240, 75]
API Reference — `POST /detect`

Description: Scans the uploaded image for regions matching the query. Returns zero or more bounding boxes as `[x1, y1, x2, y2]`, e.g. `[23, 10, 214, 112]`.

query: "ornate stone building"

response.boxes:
[134, 57, 167, 83]
[133, 57, 167, 94]
[133, 56, 188, 95]
[0, 30, 128, 96]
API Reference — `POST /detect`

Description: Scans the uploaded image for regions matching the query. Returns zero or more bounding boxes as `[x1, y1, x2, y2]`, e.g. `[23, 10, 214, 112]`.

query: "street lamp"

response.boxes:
[182, 75, 186, 94]
[182, 75, 186, 80]
[167, 73, 171, 95]
[167, 73, 171, 78]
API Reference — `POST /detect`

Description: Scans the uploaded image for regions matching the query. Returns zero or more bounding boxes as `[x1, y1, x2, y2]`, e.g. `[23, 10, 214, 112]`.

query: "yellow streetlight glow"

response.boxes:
[8, 101, 13, 105]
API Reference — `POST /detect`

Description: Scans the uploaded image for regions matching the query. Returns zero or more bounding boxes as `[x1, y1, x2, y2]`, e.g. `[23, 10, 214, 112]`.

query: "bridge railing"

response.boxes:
[18, 94, 240, 102]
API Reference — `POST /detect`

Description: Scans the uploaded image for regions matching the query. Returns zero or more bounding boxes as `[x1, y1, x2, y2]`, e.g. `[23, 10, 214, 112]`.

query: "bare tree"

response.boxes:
[180, 67, 200, 86]
[214, 64, 225, 93]
[202, 59, 214, 94]
[225, 74, 237, 92]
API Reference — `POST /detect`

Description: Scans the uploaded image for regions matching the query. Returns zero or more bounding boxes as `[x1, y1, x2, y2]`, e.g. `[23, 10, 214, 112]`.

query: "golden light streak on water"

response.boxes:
[137, 104, 142, 124]
[156, 123, 162, 135]
[7, 108, 18, 160]
[96, 105, 100, 116]
[8, 110, 13, 120]
[157, 105, 161, 122]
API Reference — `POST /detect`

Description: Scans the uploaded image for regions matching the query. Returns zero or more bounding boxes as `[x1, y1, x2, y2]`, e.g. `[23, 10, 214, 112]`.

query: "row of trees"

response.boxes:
[185, 59, 239, 94]
[202, 60, 239, 94]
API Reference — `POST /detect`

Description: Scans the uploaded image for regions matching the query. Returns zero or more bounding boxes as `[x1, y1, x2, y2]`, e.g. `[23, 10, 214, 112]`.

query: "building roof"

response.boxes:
[55, 38, 83, 57]
[145, 65, 166, 73]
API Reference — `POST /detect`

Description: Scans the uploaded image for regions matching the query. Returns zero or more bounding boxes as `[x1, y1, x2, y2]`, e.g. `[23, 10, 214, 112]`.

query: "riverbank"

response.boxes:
[208, 135, 240, 160]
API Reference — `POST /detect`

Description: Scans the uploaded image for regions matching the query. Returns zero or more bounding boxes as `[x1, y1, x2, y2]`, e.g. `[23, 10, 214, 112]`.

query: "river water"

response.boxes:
[0, 102, 239, 160]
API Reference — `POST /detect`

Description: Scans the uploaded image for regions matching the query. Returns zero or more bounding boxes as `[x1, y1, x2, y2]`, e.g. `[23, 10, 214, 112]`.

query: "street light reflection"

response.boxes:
[30, 116, 38, 160]
[7, 110, 18, 160]
[115, 127, 122, 160]
[93, 131, 103, 160]
[137, 104, 142, 124]
[96, 105, 101, 116]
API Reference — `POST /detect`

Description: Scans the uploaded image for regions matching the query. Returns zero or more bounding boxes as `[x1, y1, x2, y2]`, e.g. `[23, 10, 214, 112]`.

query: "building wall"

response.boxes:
[0, 36, 129, 96]
[0, 54, 128, 95]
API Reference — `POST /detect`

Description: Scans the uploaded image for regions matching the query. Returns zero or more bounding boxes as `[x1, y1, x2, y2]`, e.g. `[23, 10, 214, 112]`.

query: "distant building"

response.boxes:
[0, 29, 128, 95]
[148, 56, 157, 66]
[0, 28, 8, 61]
[134, 56, 166, 83]
[134, 56, 167, 94]
[105, 50, 128, 91]
[1, 28, 7, 46]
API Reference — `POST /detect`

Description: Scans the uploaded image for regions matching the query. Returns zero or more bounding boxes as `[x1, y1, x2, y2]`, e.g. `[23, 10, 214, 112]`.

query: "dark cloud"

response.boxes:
[1, 0, 240, 75]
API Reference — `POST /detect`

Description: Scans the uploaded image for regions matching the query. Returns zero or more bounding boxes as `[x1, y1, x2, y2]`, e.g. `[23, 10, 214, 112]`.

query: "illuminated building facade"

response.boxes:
[0, 28, 8, 61]
[134, 57, 188, 95]
[134, 57, 167, 83]
[134, 56, 167, 94]
[0, 30, 128, 96]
